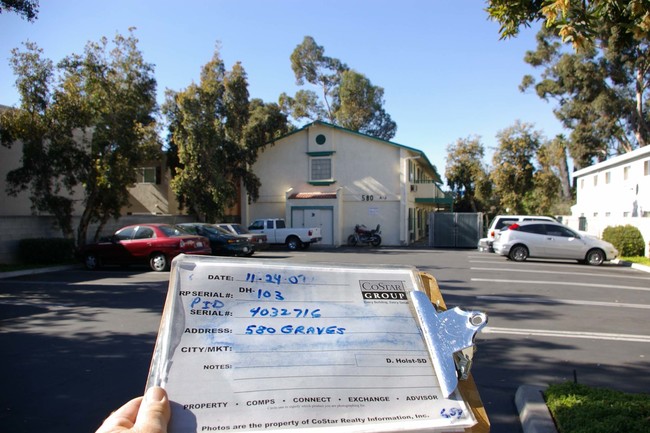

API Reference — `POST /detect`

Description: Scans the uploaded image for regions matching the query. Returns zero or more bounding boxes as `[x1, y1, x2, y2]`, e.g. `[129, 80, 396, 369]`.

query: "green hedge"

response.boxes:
[602, 225, 645, 257]
[16, 238, 76, 265]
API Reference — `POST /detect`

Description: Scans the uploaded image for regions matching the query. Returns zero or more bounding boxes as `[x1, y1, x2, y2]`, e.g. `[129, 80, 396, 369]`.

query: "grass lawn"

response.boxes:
[545, 382, 650, 433]
[620, 256, 650, 266]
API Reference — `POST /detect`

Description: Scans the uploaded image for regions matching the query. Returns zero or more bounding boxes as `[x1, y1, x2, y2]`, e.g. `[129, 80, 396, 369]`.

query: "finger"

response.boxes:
[96, 397, 143, 433]
[134, 386, 171, 433]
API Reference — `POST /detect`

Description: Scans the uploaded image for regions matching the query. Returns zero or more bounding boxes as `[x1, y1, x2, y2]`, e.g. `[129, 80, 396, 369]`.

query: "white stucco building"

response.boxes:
[567, 145, 650, 256]
[241, 121, 451, 247]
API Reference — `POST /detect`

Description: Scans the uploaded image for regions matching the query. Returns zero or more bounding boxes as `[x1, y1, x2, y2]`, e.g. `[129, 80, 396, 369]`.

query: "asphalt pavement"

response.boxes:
[1, 251, 649, 433]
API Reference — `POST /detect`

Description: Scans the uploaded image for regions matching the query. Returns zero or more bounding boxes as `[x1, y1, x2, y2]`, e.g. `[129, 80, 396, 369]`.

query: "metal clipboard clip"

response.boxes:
[408, 290, 488, 398]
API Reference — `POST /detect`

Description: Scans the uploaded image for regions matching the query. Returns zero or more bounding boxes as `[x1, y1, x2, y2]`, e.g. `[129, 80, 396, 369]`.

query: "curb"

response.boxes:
[611, 259, 650, 273]
[0, 264, 79, 279]
[515, 385, 558, 433]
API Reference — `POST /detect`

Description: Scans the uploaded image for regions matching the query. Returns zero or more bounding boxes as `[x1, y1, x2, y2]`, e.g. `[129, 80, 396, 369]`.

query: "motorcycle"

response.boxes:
[347, 224, 382, 247]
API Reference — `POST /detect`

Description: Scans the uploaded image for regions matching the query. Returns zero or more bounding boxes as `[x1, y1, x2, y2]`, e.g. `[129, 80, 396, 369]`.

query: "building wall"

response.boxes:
[570, 146, 650, 257]
[0, 140, 86, 216]
[242, 122, 435, 246]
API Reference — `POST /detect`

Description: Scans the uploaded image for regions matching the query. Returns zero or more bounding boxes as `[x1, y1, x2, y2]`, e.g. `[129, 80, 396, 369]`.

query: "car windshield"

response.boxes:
[198, 225, 225, 236]
[230, 224, 249, 235]
[213, 225, 233, 236]
[159, 225, 192, 237]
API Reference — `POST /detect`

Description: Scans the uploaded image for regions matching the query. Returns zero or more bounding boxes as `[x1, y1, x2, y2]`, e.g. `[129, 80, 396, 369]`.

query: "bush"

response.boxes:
[602, 225, 645, 257]
[545, 382, 650, 433]
[16, 238, 76, 265]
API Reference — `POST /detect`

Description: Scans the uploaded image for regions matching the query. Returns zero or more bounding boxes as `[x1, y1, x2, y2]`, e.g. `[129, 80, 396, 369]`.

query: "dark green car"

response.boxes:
[178, 223, 254, 256]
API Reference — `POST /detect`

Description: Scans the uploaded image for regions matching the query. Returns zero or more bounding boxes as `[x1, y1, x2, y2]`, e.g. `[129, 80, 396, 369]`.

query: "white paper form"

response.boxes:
[147, 255, 476, 433]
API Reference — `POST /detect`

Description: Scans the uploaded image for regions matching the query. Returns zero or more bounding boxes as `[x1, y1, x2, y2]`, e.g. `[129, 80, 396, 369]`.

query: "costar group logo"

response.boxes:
[359, 280, 407, 301]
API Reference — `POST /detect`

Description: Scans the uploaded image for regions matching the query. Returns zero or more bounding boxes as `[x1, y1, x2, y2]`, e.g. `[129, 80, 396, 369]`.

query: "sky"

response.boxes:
[0, 0, 566, 181]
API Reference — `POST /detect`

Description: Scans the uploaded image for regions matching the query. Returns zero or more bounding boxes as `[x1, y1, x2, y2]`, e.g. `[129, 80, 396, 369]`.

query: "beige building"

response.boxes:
[241, 121, 451, 246]
[1, 110, 449, 260]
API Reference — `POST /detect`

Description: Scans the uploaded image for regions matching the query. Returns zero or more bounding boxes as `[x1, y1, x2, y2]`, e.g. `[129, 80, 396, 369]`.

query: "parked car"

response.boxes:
[178, 223, 254, 256]
[215, 223, 269, 251]
[479, 215, 558, 252]
[81, 223, 211, 272]
[492, 221, 618, 265]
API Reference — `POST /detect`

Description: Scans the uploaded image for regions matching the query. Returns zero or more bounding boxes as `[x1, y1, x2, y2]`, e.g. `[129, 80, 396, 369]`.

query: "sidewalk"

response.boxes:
[0, 263, 79, 279]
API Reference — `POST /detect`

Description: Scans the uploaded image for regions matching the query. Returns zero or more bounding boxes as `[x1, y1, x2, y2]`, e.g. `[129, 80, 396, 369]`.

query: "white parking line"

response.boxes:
[483, 326, 650, 343]
[471, 267, 650, 281]
[472, 278, 650, 292]
[477, 295, 650, 310]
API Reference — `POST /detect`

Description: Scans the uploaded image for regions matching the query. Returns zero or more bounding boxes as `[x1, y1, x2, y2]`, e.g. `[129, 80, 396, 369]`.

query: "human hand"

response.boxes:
[96, 386, 171, 433]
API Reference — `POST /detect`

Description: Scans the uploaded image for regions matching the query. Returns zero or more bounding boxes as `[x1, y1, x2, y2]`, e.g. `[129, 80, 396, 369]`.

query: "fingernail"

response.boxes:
[145, 386, 167, 402]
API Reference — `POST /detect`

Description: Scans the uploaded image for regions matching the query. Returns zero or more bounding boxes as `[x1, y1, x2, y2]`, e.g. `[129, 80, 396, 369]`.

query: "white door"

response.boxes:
[292, 208, 333, 245]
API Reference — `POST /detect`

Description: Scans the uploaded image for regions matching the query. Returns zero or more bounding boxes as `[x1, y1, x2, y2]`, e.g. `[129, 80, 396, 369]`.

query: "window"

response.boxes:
[249, 220, 264, 230]
[134, 227, 154, 239]
[624, 165, 631, 180]
[115, 227, 136, 240]
[137, 167, 160, 184]
[593, 174, 598, 186]
[580, 178, 585, 189]
[645, 160, 649, 176]
[310, 157, 332, 181]
[605, 171, 611, 184]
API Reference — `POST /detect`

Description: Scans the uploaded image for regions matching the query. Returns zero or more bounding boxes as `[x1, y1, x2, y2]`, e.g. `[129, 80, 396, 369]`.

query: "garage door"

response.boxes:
[291, 208, 333, 245]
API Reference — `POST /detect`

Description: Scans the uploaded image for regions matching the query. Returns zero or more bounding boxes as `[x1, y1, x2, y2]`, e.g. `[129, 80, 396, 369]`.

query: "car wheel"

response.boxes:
[84, 253, 100, 270]
[585, 248, 605, 266]
[347, 235, 357, 246]
[508, 245, 529, 262]
[286, 236, 302, 251]
[150, 253, 169, 272]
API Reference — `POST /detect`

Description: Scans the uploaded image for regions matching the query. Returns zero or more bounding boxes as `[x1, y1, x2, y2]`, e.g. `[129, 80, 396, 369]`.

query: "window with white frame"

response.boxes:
[624, 165, 631, 180]
[644, 160, 649, 176]
[310, 157, 332, 181]
[593, 174, 598, 186]
[605, 171, 611, 184]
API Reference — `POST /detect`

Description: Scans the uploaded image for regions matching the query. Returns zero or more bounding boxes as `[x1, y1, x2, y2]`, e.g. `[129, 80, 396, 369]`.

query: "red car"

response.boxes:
[81, 223, 212, 271]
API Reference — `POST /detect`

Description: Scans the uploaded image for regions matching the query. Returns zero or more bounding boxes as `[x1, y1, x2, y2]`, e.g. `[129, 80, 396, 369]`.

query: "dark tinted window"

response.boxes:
[517, 224, 545, 234]
[115, 227, 136, 240]
[134, 227, 155, 239]
[179, 225, 198, 235]
[249, 221, 264, 230]
[159, 225, 189, 237]
[495, 218, 518, 230]
[541, 224, 575, 237]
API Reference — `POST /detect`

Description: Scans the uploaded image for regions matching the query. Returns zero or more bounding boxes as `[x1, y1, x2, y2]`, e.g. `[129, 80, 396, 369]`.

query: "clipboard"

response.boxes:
[146, 255, 489, 433]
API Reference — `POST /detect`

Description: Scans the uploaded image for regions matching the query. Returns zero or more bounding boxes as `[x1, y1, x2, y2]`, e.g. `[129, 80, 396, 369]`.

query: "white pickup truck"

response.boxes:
[248, 218, 322, 250]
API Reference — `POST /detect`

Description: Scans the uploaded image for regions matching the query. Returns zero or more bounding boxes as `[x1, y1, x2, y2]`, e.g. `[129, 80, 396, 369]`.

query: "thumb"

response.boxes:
[135, 387, 171, 433]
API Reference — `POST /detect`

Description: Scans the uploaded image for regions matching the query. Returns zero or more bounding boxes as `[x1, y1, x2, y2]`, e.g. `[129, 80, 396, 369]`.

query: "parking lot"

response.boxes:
[1, 247, 649, 433]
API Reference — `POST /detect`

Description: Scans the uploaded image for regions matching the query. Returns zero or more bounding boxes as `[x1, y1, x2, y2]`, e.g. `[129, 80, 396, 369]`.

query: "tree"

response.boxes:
[0, 0, 39, 21]
[520, 27, 649, 166]
[0, 31, 160, 247]
[528, 142, 562, 214]
[490, 121, 542, 214]
[280, 36, 397, 140]
[485, 0, 650, 50]
[444, 136, 490, 212]
[164, 48, 289, 222]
